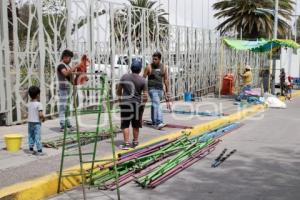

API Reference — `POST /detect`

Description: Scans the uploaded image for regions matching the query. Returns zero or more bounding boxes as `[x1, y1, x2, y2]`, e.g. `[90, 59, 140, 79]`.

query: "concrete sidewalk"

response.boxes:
[48, 97, 300, 200]
[0, 97, 240, 188]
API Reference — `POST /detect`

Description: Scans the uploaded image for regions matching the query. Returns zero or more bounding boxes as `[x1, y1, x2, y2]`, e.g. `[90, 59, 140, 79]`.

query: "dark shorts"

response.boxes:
[120, 103, 144, 129]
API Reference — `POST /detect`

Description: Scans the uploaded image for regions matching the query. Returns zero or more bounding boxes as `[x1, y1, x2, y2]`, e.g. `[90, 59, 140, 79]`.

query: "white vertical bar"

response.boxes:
[2, 0, 12, 124]
[168, 0, 170, 25]
[141, 9, 145, 67]
[127, 6, 132, 72]
[89, 0, 95, 103]
[167, 0, 172, 97]
[36, 0, 47, 114]
[207, 0, 210, 29]
[0, 2, 5, 113]
[191, 0, 193, 28]
[273, 0, 279, 39]
[201, 0, 204, 28]
[295, 1, 298, 42]
[175, 0, 178, 26]
[156, 11, 160, 50]
[66, 0, 72, 48]
[184, 0, 187, 27]
[287, 48, 292, 75]
[271, 0, 279, 94]
[11, 0, 21, 122]
[109, 3, 116, 99]
[89, 0, 94, 61]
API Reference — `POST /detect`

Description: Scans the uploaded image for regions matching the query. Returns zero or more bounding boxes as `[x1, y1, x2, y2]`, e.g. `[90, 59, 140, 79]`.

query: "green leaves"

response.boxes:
[213, 0, 295, 39]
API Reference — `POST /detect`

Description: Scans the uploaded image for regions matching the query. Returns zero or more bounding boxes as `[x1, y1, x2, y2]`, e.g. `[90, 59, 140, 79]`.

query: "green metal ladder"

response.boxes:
[57, 73, 121, 200]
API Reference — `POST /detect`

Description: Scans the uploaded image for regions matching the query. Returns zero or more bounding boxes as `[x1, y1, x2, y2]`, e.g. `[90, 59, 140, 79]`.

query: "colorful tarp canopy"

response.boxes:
[223, 38, 300, 52]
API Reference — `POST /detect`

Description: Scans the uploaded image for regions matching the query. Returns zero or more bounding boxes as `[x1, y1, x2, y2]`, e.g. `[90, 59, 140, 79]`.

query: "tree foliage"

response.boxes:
[213, 0, 295, 39]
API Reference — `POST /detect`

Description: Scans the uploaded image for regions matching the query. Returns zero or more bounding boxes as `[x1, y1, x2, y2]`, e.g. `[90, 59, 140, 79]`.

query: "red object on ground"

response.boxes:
[74, 54, 90, 85]
[221, 73, 234, 95]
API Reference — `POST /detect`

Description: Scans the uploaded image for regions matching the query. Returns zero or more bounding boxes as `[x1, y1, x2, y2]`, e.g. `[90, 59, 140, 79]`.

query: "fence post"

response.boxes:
[89, 0, 95, 104]
[65, 0, 72, 49]
[0, 1, 6, 114]
[10, 1, 22, 122]
[2, 0, 13, 124]
[36, 0, 47, 116]
[127, 5, 132, 72]
[109, 3, 116, 99]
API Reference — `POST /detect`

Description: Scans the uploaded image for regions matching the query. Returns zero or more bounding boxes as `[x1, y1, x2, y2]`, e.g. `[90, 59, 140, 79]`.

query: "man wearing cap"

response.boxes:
[239, 65, 253, 92]
[117, 59, 148, 150]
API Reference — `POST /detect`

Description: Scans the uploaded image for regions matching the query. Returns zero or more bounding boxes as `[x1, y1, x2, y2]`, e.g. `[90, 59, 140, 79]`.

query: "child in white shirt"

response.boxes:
[28, 86, 45, 155]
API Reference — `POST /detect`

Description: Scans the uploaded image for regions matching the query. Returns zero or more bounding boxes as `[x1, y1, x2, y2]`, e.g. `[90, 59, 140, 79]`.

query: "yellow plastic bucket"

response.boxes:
[4, 134, 23, 152]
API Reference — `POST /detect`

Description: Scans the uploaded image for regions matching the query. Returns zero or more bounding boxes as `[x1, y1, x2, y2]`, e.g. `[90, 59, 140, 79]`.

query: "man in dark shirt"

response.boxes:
[57, 49, 79, 132]
[143, 52, 170, 129]
[279, 68, 286, 96]
[117, 58, 148, 149]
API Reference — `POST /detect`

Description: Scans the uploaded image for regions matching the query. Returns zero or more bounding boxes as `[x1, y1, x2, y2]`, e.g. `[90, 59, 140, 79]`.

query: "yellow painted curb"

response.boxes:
[3, 91, 300, 200]
[278, 90, 300, 101]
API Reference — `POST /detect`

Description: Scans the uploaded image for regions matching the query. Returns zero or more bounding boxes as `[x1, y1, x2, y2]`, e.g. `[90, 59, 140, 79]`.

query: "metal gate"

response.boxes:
[0, 0, 267, 125]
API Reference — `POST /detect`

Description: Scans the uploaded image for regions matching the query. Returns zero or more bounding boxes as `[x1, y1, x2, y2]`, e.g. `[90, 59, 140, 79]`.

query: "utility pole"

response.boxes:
[271, 0, 279, 94]
[273, 0, 279, 39]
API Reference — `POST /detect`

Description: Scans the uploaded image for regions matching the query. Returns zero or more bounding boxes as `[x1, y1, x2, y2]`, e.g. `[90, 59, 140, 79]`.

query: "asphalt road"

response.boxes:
[49, 97, 300, 200]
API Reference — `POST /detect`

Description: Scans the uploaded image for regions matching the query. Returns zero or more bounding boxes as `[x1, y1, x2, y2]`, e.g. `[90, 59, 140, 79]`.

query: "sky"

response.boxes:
[18, 0, 300, 30]
[70, 0, 220, 43]
[108, 0, 300, 30]
[67, 0, 300, 43]
[109, 0, 220, 30]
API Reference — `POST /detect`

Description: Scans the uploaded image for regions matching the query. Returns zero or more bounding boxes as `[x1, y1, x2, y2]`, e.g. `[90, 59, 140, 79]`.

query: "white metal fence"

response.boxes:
[0, 0, 267, 125]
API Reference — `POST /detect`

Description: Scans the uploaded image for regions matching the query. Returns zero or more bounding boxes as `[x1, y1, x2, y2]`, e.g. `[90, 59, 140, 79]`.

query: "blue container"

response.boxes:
[184, 92, 192, 102]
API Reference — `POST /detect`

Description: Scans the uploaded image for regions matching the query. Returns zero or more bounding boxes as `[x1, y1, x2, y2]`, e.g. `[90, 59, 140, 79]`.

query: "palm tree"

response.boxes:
[127, 0, 168, 24]
[114, 0, 169, 50]
[213, 0, 295, 39]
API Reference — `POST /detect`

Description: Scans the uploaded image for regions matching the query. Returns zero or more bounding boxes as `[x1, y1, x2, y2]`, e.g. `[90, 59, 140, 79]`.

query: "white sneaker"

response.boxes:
[33, 151, 46, 156]
[157, 123, 166, 130]
[119, 142, 131, 150]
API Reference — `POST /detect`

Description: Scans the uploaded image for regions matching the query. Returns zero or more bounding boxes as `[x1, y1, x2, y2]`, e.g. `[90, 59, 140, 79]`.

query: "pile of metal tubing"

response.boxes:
[88, 122, 242, 189]
[163, 109, 228, 117]
[42, 126, 121, 149]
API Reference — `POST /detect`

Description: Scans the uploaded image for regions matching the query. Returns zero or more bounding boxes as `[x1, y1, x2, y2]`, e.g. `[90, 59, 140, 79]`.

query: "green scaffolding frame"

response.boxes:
[57, 73, 120, 200]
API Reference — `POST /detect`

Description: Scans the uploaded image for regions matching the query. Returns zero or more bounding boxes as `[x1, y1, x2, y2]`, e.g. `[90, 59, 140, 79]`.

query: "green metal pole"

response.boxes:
[88, 75, 106, 185]
[57, 88, 72, 193]
[105, 77, 121, 200]
[73, 84, 87, 200]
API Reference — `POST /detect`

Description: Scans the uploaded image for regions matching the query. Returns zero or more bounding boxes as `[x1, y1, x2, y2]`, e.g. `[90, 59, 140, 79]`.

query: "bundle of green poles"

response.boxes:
[86, 122, 242, 189]
[42, 125, 121, 149]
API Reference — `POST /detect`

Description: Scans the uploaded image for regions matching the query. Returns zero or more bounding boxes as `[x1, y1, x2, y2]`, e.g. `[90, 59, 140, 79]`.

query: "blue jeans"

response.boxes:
[149, 89, 164, 125]
[241, 85, 251, 93]
[59, 88, 71, 128]
[28, 122, 42, 151]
